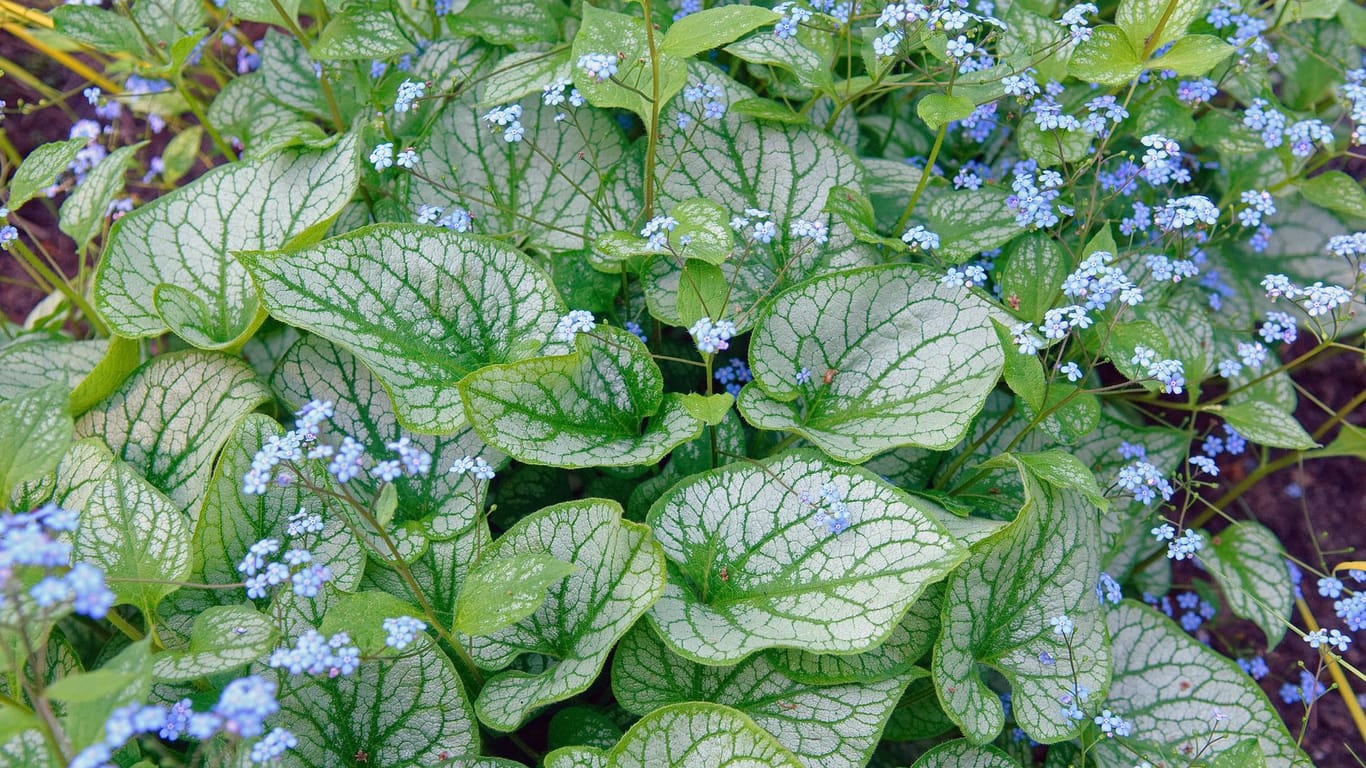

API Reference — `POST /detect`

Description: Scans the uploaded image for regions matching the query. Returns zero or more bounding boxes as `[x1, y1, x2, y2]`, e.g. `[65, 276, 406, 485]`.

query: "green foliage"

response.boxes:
[3, 0, 1359, 764]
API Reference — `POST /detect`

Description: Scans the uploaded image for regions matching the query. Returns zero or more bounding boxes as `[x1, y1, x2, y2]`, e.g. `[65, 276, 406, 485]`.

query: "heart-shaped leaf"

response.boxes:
[240, 224, 563, 433]
[74, 350, 270, 511]
[613, 623, 916, 768]
[1090, 602, 1310, 767]
[933, 454, 1110, 744]
[409, 93, 637, 253]
[54, 442, 192, 617]
[94, 133, 359, 346]
[647, 450, 965, 664]
[460, 326, 703, 468]
[467, 499, 665, 730]
[739, 265, 1005, 462]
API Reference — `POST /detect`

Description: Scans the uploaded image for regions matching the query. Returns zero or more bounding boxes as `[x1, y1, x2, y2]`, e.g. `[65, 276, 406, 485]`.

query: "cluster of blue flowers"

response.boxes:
[1, 503, 114, 620]
[268, 629, 361, 678]
[242, 399, 433, 495]
[689, 318, 737, 355]
[798, 481, 851, 535]
[238, 535, 332, 600]
[71, 676, 291, 768]
[713, 358, 753, 397]
[382, 615, 427, 650]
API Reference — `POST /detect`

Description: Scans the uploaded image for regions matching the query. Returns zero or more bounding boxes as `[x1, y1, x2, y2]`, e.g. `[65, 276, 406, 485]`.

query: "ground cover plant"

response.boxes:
[0, 0, 1365, 765]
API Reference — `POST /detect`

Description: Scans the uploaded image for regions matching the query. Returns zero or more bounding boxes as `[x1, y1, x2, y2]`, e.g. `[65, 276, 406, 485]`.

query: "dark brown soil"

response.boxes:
[4, 18, 1365, 768]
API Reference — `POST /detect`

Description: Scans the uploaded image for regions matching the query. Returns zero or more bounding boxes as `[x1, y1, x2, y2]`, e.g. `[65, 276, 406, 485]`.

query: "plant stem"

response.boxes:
[641, 0, 662, 217]
[8, 239, 109, 336]
[174, 79, 238, 161]
[1296, 597, 1366, 741]
[268, 0, 346, 132]
[895, 122, 945, 234]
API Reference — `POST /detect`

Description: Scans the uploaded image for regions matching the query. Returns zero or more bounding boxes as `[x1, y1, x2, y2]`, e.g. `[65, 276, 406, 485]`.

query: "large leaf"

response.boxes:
[73, 350, 270, 511]
[408, 92, 636, 252]
[647, 450, 965, 664]
[94, 133, 359, 346]
[152, 605, 276, 681]
[271, 334, 498, 553]
[1091, 602, 1310, 768]
[312, 6, 414, 60]
[1211, 401, 1317, 450]
[545, 703, 802, 768]
[460, 326, 703, 468]
[924, 187, 1027, 263]
[739, 265, 1005, 462]
[932, 455, 1109, 744]
[273, 638, 478, 768]
[0, 384, 72, 502]
[659, 6, 779, 57]
[240, 224, 563, 433]
[612, 623, 915, 768]
[55, 442, 192, 617]
[466, 499, 665, 731]
[0, 338, 110, 404]
[1200, 522, 1292, 647]
[650, 64, 874, 324]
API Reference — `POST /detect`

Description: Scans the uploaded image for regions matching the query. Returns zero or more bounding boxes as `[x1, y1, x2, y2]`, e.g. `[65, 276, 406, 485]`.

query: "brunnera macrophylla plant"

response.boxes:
[1, 0, 1365, 765]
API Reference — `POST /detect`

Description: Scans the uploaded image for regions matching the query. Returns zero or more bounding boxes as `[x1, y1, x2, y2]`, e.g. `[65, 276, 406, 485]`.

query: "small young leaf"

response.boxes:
[152, 605, 277, 681]
[1147, 34, 1234, 75]
[59, 142, 145, 252]
[1210, 401, 1317, 450]
[660, 6, 779, 57]
[319, 591, 425, 655]
[7, 138, 86, 212]
[673, 259, 730, 326]
[572, 4, 687, 125]
[1116, 0, 1206, 52]
[455, 553, 576, 636]
[669, 198, 734, 265]
[917, 93, 976, 130]
[998, 234, 1067, 324]
[678, 393, 733, 426]
[1300, 171, 1366, 219]
[1200, 522, 1292, 647]
[51, 5, 146, 57]
[43, 669, 139, 704]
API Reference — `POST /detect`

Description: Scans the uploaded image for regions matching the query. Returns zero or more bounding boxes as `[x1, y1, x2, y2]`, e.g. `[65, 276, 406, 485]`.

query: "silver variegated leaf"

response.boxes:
[239, 224, 563, 433]
[272, 638, 478, 768]
[73, 350, 270, 512]
[408, 93, 636, 252]
[612, 623, 915, 768]
[1090, 601, 1310, 767]
[152, 605, 276, 681]
[546, 703, 802, 768]
[460, 326, 703, 468]
[94, 133, 359, 346]
[932, 454, 1109, 744]
[467, 499, 665, 731]
[647, 450, 965, 664]
[740, 265, 1005, 462]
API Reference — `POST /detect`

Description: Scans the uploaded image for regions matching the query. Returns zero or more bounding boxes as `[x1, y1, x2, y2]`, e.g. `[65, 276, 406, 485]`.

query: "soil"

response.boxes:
[3, 18, 1365, 768]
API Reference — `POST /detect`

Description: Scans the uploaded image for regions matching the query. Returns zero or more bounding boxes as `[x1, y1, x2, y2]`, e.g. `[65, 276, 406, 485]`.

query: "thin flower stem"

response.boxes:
[1295, 597, 1366, 740]
[641, 0, 662, 217]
